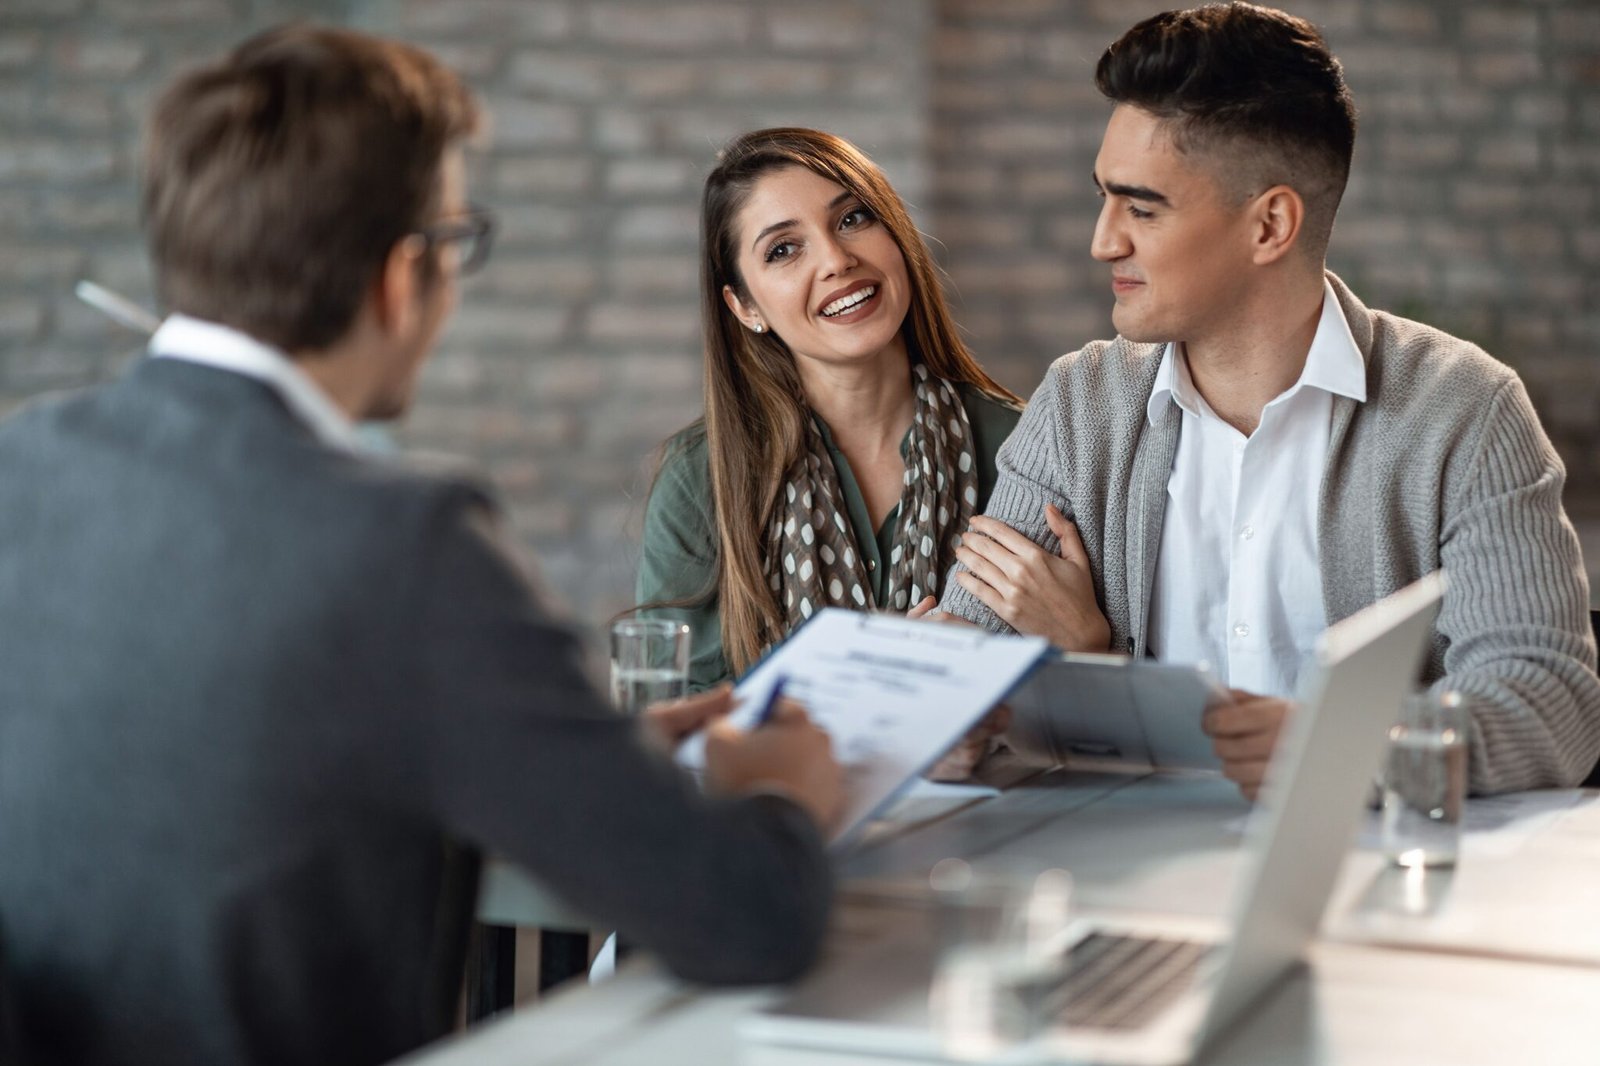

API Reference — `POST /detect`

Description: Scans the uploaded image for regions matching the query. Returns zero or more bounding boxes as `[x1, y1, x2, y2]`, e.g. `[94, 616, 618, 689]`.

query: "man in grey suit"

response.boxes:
[936, 4, 1600, 798]
[0, 25, 841, 1066]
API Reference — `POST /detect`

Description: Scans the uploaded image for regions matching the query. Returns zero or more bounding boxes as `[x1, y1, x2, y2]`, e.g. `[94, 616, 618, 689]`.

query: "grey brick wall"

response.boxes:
[2, 0, 1596, 628]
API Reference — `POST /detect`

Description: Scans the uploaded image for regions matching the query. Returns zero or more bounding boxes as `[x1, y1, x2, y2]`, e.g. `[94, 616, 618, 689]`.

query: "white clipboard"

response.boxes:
[676, 609, 1048, 849]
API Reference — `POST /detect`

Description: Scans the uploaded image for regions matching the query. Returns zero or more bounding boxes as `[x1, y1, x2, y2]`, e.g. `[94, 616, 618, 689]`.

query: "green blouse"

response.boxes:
[636, 384, 1023, 691]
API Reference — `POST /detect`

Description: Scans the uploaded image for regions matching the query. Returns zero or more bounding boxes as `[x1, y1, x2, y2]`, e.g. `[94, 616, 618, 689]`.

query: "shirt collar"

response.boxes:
[1145, 341, 1195, 426]
[147, 314, 364, 453]
[1145, 277, 1367, 427]
[1295, 276, 1367, 404]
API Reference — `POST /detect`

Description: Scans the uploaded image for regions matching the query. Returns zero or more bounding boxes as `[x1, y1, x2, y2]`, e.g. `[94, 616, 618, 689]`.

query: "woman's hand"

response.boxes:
[925, 704, 1012, 782]
[906, 596, 976, 627]
[953, 504, 1111, 652]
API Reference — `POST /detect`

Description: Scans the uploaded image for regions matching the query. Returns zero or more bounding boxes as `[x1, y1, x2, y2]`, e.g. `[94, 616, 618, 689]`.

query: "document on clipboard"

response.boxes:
[1003, 652, 1225, 773]
[675, 609, 1049, 849]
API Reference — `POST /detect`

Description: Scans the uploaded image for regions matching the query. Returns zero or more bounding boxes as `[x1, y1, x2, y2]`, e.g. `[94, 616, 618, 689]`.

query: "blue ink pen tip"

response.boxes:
[753, 676, 788, 729]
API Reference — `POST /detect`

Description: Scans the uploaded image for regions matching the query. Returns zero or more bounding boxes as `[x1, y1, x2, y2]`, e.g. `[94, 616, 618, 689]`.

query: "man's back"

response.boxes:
[0, 357, 835, 1065]
[0, 358, 490, 1063]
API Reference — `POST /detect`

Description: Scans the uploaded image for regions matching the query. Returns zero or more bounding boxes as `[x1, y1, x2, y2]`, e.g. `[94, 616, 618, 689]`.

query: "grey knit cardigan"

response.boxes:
[941, 272, 1600, 794]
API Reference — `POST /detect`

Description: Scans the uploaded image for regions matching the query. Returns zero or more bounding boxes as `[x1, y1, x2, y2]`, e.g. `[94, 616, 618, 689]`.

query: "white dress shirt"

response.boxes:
[1145, 279, 1367, 698]
[147, 313, 365, 454]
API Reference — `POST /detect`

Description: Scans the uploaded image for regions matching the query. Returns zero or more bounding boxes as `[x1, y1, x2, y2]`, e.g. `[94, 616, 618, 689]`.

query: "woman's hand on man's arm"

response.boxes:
[951, 504, 1111, 653]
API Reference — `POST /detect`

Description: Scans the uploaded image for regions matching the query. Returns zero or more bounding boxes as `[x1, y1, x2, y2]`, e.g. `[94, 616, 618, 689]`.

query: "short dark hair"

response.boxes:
[141, 24, 480, 352]
[1096, 3, 1357, 257]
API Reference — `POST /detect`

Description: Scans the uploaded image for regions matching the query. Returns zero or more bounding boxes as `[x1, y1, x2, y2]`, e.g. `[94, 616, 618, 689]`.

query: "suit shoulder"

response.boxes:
[0, 383, 104, 441]
[251, 441, 503, 571]
[326, 449, 497, 522]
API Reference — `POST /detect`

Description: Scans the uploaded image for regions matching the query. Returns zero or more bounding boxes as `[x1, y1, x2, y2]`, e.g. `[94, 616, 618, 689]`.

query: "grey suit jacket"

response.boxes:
[0, 357, 831, 1066]
[941, 273, 1600, 793]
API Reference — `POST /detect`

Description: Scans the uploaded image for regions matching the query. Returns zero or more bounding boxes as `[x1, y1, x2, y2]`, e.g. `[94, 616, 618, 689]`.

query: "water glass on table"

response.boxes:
[1380, 690, 1467, 868]
[609, 619, 691, 714]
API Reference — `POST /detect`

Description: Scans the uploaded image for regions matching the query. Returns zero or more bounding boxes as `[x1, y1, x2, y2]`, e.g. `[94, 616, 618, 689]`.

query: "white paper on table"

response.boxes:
[675, 609, 1047, 848]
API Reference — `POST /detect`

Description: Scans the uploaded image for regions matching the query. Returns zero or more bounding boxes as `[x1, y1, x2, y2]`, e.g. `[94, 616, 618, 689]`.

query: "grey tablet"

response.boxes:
[1006, 653, 1224, 773]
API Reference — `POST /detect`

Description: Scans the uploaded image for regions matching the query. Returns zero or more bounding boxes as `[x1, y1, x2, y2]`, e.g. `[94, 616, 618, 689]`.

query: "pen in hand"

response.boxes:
[751, 675, 788, 729]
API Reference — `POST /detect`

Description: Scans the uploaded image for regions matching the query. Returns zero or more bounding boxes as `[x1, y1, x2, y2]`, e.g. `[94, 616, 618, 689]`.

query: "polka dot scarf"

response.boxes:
[765, 364, 980, 625]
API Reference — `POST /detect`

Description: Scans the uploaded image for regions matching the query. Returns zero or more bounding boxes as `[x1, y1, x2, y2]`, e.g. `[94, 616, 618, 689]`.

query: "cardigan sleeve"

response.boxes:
[1435, 375, 1600, 792]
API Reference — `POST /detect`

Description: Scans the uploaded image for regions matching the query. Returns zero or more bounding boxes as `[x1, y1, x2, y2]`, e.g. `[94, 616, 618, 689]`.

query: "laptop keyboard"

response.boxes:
[1049, 932, 1212, 1031]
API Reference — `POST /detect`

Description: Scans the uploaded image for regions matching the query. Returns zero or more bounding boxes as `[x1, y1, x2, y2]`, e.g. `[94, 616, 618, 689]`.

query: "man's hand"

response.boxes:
[1201, 689, 1292, 802]
[642, 683, 735, 750]
[925, 704, 1012, 782]
[703, 701, 845, 833]
[952, 505, 1111, 652]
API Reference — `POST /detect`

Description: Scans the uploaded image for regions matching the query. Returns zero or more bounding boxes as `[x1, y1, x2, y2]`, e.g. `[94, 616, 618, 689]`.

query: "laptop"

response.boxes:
[744, 571, 1446, 1065]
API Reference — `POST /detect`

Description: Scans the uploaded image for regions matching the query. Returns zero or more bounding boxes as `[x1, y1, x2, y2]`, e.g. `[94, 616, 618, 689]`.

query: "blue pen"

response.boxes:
[752, 675, 788, 729]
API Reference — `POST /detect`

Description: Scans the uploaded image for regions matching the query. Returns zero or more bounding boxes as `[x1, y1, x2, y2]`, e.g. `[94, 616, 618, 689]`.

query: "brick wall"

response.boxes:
[2, 0, 1596, 628]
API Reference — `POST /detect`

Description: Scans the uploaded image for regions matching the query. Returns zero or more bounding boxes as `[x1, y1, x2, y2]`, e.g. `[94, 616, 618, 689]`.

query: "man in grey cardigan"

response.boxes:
[939, 5, 1599, 797]
[0, 25, 841, 1066]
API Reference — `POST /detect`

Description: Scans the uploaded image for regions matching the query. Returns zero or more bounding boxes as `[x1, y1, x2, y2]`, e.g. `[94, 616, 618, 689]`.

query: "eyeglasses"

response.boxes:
[414, 206, 495, 277]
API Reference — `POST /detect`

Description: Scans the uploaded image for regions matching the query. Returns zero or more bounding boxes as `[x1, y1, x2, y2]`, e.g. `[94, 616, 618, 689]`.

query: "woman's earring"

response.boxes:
[752, 323, 765, 334]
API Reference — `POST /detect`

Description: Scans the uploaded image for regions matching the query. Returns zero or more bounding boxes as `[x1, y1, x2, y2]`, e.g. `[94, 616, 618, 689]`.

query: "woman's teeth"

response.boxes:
[822, 286, 876, 317]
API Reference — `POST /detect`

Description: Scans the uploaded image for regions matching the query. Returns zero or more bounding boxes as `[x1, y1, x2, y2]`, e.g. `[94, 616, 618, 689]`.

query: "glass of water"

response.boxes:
[609, 619, 691, 715]
[1380, 690, 1468, 868]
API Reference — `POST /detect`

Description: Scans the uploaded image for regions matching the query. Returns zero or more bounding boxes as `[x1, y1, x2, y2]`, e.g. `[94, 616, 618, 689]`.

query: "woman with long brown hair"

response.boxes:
[638, 127, 1022, 690]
